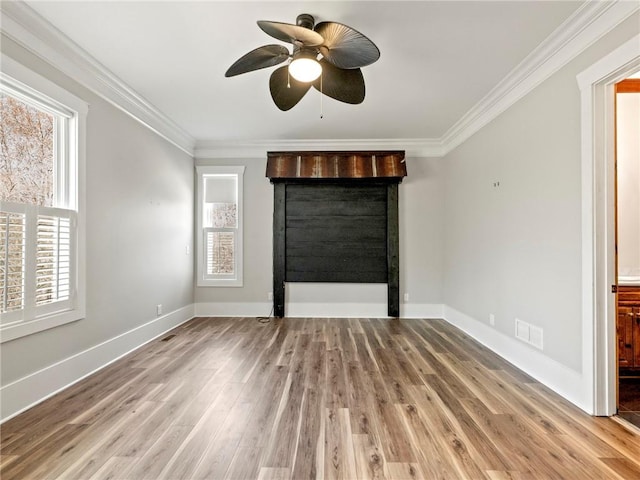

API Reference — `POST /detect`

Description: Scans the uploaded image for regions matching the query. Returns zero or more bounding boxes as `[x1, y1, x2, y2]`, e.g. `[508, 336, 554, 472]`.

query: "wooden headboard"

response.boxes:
[267, 151, 406, 318]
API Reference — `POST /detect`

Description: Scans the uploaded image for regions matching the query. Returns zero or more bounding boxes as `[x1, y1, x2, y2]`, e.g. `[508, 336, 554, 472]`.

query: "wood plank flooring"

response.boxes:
[1, 317, 639, 479]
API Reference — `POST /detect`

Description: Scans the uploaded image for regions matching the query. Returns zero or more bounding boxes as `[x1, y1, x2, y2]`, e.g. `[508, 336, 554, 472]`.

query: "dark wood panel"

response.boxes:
[273, 183, 286, 318]
[286, 243, 386, 258]
[618, 306, 635, 368]
[286, 202, 386, 217]
[286, 270, 389, 283]
[387, 184, 399, 317]
[286, 227, 385, 244]
[286, 256, 387, 275]
[284, 183, 388, 285]
[286, 216, 386, 231]
[286, 260, 388, 283]
[286, 184, 387, 201]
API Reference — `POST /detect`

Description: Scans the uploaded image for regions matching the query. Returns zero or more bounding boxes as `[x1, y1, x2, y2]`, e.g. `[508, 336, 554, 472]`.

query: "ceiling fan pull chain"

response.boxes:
[320, 72, 323, 119]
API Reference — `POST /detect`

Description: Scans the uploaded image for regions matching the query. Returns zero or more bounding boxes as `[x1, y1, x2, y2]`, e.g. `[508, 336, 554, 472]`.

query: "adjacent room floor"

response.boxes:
[1, 317, 639, 479]
[619, 376, 640, 430]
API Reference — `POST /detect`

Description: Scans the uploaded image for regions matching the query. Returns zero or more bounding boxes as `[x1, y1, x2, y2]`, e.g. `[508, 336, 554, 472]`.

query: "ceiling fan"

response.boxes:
[225, 14, 380, 111]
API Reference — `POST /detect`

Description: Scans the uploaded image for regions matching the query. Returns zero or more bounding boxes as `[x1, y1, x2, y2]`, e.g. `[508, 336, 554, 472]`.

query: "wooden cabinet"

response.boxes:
[617, 286, 640, 369]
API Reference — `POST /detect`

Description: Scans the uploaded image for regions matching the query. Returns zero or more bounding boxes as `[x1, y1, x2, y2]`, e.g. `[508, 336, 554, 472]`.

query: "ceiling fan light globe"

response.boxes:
[289, 58, 322, 82]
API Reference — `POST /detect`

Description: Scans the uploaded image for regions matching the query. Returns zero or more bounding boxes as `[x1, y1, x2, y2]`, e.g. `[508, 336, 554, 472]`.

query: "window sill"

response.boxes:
[0, 307, 84, 343]
[197, 279, 243, 288]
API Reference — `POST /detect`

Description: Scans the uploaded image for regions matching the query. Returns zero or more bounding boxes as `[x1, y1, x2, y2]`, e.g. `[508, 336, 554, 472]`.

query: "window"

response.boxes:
[0, 55, 86, 342]
[196, 166, 244, 287]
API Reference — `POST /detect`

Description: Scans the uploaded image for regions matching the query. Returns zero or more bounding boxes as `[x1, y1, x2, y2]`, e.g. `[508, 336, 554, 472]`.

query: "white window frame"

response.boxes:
[196, 165, 244, 287]
[1, 54, 87, 343]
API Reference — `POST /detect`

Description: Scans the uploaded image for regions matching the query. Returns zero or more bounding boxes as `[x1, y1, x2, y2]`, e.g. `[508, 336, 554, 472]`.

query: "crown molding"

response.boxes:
[440, 0, 640, 155]
[1, 1, 636, 161]
[0, 1, 195, 156]
[194, 138, 445, 159]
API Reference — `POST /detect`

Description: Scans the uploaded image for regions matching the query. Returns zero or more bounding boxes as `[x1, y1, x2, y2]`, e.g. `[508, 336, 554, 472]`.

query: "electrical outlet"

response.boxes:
[489, 313, 495, 326]
[156, 304, 163, 316]
[268, 292, 273, 301]
[403, 293, 409, 302]
[185, 245, 190, 255]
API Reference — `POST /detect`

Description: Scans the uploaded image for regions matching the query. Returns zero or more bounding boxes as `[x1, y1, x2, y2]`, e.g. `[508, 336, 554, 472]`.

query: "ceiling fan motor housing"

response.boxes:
[296, 14, 315, 30]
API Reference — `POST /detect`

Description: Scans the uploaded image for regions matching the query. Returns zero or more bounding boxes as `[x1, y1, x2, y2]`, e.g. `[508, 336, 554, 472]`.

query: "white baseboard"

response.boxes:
[442, 305, 590, 413]
[401, 303, 444, 319]
[0, 304, 195, 423]
[195, 301, 444, 319]
[195, 302, 273, 317]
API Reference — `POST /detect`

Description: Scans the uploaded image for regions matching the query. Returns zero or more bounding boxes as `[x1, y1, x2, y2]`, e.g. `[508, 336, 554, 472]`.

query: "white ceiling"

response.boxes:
[22, 0, 585, 147]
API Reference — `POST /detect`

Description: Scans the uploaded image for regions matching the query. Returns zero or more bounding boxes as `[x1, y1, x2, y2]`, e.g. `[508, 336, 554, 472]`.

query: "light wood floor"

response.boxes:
[1, 317, 639, 480]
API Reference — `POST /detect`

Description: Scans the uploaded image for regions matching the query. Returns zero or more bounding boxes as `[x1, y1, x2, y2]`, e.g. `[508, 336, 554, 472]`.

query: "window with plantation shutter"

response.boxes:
[1, 204, 76, 326]
[1, 56, 86, 342]
[196, 166, 244, 287]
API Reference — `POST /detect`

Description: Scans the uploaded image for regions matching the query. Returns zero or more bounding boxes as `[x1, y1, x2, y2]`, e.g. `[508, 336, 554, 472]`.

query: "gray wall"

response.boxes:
[0, 37, 194, 386]
[442, 14, 640, 372]
[194, 156, 445, 312]
[194, 157, 273, 308]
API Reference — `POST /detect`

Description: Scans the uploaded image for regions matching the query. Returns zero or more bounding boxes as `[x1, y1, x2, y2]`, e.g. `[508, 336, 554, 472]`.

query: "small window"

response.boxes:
[196, 166, 244, 286]
[0, 55, 87, 342]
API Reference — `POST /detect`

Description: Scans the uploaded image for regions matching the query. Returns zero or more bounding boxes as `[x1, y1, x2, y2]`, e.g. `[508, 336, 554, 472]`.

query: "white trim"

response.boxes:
[0, 54, 88, 117]
[0, 1, 194, 156]
[442, 0, 639, 154]
[195, 138, 445, 159]
[0, 304, 194, 423]
[196, 1, 639, 159]
[1, 1, 636, 161]
[401, 303, 445, 319]
[196, 301, 388, 318]
[195, 301, 444, 320]
[195, 166, 245, 287]
[195, 302, 273, 318]
[443, 305, 590, 413]
[577, 34, 640, 416]
[619, 276, 640, 285]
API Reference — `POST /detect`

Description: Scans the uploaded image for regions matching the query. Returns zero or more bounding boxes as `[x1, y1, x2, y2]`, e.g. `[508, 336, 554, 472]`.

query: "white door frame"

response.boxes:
[578, 34, 640, 416]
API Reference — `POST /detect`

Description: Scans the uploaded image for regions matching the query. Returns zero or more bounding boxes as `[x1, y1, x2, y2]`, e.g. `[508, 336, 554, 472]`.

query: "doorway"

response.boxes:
[615, 77, 640, 428]
[577, 33, 640, 416]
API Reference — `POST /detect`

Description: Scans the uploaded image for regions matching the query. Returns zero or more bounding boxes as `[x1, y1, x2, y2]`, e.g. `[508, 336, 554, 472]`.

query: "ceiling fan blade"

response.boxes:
[269, 66, 312, 111]
[314, 22, 380, 69]
[225, 45, 290, 77]
[312, 60, 365, 104]
[258, 20, 324, 47]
